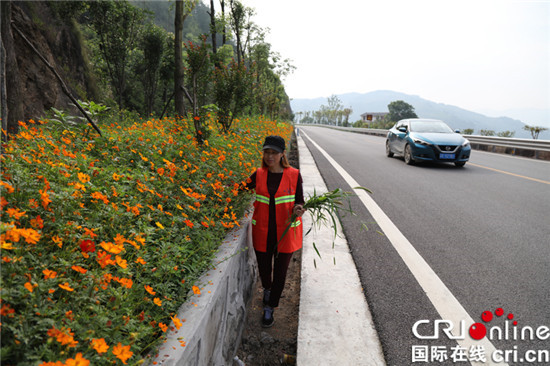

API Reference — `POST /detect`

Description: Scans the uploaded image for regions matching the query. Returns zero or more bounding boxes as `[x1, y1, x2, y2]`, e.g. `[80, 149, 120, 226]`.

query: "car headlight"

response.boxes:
[413, 138, 431, 146]
[462, 139, 470, 147]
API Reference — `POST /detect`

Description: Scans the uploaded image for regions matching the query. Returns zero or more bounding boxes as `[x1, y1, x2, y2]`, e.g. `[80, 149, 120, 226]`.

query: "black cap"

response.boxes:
[262, 135, 285, 153]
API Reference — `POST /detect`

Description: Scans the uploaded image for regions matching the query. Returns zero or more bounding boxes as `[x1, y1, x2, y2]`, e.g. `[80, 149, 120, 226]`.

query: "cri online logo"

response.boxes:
[469, 307, 515, 340]
[413, 307, 550, 341]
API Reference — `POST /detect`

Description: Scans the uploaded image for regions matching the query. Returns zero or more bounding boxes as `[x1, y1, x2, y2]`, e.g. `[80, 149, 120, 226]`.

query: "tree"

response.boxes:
[174, 0, 198, 117]
[497, 130, 515, 138]
[480, 129, 495, 136]
[387, 100, 417, 122]
[140, 24, 165, 116]
[523, 125, 548, 140]
[1, 1, 24, 139]
[462, 128, 474, 135]
[87, 1, 146, 109]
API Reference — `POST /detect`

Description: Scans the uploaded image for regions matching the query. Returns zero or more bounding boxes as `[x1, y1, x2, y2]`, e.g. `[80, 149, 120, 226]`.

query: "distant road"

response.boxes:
[298, 126, 550, 366]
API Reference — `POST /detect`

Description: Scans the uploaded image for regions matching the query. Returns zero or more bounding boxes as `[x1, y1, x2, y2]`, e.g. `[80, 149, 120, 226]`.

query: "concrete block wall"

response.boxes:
[148, 216, 256, 366]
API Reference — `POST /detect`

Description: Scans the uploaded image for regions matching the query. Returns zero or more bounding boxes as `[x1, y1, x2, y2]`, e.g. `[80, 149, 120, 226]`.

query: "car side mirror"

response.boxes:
[398, 127, 407, 133]
[455, 129, 461, 133]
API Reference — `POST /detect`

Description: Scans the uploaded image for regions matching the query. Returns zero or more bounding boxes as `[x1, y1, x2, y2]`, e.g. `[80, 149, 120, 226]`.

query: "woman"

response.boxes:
[246, 135, 305, 328]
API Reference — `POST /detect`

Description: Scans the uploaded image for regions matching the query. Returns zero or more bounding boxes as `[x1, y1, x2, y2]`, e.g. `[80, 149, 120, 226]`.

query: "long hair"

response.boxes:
[262, 152, 290, 169]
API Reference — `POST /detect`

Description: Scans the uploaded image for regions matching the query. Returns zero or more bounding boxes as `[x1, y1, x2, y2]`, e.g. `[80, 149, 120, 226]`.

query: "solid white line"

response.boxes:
[301, 130, 508, 366]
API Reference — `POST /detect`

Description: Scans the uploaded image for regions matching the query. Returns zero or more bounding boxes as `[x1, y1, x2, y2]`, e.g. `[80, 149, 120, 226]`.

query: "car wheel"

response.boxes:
[455, 161, 466, 167]
[386, 140, 394, 157]
[404, 144, 415, 165]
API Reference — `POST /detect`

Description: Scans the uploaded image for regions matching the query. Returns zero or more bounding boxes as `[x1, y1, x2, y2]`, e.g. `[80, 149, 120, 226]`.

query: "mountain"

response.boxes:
[290, 90, 549, 140]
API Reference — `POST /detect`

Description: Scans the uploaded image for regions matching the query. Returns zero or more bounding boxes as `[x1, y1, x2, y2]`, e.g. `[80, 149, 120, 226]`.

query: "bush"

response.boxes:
[0, 115, 293, 365]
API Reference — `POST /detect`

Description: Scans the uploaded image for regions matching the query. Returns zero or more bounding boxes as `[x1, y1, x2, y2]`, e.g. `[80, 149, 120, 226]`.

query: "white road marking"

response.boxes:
[302, 130, 508, 366]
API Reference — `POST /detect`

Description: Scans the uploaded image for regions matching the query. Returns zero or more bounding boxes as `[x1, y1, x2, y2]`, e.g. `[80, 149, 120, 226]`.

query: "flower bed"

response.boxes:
[0, 115, 292, 365]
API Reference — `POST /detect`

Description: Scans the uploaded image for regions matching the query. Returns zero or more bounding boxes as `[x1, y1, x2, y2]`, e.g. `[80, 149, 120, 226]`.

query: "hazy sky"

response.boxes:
[240, 0, 549, 117]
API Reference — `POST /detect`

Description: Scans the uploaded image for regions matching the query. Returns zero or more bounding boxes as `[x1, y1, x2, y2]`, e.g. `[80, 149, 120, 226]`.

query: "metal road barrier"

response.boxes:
[296, 124, 550, 160]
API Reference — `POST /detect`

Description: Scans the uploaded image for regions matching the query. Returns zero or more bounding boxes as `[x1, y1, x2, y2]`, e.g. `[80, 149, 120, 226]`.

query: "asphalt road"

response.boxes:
[298, 126, 550, 366]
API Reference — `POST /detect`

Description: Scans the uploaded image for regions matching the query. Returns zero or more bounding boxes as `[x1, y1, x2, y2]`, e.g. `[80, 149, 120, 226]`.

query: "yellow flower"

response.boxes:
[1, 241, 14, 250]
[155, 222, 164, 229]
[112, 343, 133, 364]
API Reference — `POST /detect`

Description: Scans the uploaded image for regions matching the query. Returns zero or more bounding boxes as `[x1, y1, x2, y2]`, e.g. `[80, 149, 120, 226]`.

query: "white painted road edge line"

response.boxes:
[301, 130, 508, 366]
[296, 134, 386, 366]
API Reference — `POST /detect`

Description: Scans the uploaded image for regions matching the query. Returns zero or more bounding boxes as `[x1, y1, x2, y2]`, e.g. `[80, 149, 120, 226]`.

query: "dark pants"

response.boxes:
[254, 250, 294, 308]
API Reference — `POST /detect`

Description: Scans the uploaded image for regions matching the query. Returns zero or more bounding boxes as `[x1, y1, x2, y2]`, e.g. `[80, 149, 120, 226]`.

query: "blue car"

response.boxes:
[386, 118, 471, 167]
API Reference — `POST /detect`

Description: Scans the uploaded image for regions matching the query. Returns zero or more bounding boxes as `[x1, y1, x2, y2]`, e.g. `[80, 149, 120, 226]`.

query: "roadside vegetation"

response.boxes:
[1, 0, 297, 364]
[1, 113, 293, 365]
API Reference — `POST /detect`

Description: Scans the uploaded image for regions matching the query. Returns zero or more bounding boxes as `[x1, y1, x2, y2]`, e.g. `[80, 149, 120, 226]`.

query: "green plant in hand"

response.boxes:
[277, 187, 371, 258]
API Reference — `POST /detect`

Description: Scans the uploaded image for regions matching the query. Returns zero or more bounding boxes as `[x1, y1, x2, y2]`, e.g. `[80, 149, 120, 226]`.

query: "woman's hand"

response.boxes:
[293, 204, 305, 217]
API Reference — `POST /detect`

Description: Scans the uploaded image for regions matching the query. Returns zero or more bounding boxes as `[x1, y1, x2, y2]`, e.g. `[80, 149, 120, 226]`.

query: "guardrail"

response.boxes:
[297, 124, 550, 160]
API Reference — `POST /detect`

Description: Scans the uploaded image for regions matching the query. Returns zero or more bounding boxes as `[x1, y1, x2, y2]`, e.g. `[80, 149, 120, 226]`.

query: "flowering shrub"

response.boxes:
[0, 115, 292, 365]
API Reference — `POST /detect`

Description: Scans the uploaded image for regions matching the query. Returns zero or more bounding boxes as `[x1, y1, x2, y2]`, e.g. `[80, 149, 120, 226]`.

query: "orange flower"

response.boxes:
[24, 282, 34, 293]
[39, 189, 51, 209]
[0, 180, 14, 193]
[65, 352, 89, 366]
[43, 269, 57, 279]
[144, 285, 156, 295]
[77, 172, 90, 184]
[100, 241, 123, 254]
[30, 215, 44, 229]
[171, 315, 183, 330]
[91, 191, 109, 204]
[135, 257, 146, 265]
[117, 277, 133, 289]
[91, 338, 109, 354]
[192, 285, 201, 295]
[52, 235, 63, 248]
[153, 297, 162, 307]
[6, 207, 26, 220]
[113, 233, 126, 246]
[112, 343, 133, 364]
[19, 228, 41, 244]
[115, 255, 128, 269]
[59, 282, 74, 292]
[71, 265, 87, 274]
[159, 322, 168, 332]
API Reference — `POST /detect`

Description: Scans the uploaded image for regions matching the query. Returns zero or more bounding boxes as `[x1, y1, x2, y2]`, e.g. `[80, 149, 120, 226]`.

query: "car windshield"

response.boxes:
[410, 121, 454, 133]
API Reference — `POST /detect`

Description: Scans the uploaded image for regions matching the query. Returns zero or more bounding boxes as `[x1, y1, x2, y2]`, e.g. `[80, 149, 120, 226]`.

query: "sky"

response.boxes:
[239, 0, 550, 124]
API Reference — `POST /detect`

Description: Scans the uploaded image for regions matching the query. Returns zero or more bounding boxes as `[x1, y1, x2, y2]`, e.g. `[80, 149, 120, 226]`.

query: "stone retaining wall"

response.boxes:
[149, 215, 256, 366]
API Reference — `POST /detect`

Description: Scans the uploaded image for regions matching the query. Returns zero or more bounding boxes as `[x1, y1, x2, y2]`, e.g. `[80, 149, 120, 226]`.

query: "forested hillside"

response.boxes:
[1, 0, 293, 138]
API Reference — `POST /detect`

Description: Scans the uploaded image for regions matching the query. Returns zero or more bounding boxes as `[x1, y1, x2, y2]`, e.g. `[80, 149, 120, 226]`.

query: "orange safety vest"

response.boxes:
[252, 167, 303, 253]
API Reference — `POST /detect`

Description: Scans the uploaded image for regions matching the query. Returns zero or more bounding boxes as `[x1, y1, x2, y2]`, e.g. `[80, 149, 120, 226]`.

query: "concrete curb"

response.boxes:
[149, 215, 257, 366]
[296, 131, 386, 365]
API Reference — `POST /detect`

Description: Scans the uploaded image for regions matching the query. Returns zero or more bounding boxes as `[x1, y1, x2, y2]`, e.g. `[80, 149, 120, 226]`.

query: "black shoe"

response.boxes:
[262, 306, 274, 328]
[263, 289, 271, 305]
